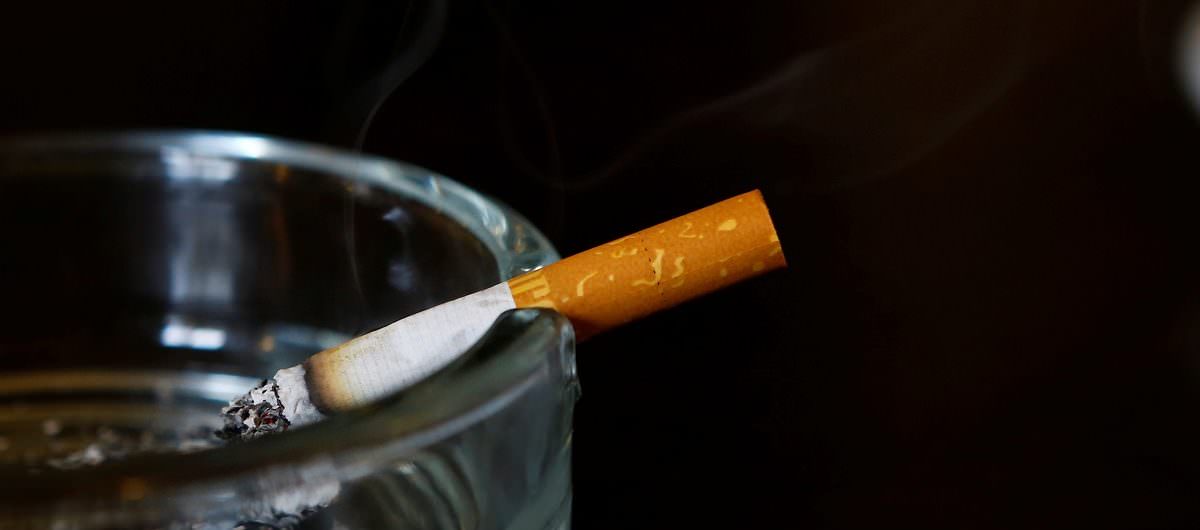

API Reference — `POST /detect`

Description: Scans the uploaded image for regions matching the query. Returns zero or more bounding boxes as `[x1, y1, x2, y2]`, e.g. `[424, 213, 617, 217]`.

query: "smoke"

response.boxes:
[495, 1, 1035, 192]
[731, 1, 1034, 190]
[331, 0, 449, 333]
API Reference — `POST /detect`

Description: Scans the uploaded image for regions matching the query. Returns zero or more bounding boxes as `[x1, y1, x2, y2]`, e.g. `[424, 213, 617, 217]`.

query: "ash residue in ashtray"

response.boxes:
[32, 419, 330, 529]
[217, 379, 290, 441]
[231, 508, 325, 530]
[42, 421, 221, 471]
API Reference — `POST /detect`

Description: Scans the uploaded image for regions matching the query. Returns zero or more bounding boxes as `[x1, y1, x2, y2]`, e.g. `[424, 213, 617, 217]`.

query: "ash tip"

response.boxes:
[217, 379, 292, 442]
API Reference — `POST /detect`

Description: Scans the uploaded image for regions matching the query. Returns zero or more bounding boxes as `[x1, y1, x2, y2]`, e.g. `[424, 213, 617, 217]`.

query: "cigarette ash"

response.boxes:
[210, 380, 336, 528]
[231, 508, 323, 530]
[217, 379, 291, 441]
[43, 423, 220, 471]
[34, 411, 330, 529]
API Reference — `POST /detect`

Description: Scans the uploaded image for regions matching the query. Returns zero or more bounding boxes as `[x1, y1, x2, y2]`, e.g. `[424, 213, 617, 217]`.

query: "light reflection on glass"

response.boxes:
[1178, 3, 1200, 115]
[160, 321, 227, 350]
[160, 146, 237, 181]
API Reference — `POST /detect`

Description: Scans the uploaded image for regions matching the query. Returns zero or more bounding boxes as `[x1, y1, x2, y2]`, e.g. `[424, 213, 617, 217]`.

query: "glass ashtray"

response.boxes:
[0, 131, 577, 529]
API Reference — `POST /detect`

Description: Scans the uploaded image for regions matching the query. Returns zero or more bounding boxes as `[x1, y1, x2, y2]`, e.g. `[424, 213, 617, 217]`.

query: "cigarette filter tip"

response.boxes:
[507, 189, 786, 340]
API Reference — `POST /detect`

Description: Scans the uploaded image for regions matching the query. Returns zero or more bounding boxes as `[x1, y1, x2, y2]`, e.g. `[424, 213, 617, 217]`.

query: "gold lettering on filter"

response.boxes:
[677, 221, 698, 239]
[576, 271, 599, 296]
[610, 246, 639, 258]
[632, 249, 666, 287]
[523, 298, 559, 309]
[509, 270, 552, 299]
[671, 256, 686, 278]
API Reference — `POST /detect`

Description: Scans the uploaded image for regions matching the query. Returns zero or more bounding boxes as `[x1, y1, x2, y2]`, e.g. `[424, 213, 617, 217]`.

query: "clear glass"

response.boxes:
[0, 131, 577, 529]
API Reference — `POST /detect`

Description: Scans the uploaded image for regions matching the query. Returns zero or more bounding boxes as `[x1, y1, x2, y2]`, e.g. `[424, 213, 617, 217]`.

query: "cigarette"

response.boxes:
[220, 190, 786, 438]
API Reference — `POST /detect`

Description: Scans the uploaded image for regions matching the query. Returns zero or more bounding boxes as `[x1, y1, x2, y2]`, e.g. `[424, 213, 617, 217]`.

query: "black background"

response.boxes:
[5, 1, 1200, 528]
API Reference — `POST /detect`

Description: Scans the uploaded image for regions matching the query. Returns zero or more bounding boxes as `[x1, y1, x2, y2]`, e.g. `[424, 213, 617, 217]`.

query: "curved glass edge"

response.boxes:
[0, 129, 560, 278]
[0, 131, 573, 527]
[4, 309, 579, 530]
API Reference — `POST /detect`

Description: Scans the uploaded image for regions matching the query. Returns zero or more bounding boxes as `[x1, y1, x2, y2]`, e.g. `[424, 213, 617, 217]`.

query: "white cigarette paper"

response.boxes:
[254, 283, 516, 429]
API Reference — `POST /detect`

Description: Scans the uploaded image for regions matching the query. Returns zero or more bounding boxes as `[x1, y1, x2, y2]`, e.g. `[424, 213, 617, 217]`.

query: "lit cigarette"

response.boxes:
[220, 190, 786, 437]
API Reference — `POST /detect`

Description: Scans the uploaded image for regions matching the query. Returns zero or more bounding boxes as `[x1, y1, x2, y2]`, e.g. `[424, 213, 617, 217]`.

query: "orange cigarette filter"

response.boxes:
[507, 189, 786, 340]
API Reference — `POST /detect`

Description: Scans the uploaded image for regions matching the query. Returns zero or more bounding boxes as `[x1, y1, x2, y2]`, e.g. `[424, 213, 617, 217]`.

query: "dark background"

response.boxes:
[5, 1, 1200, 528]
